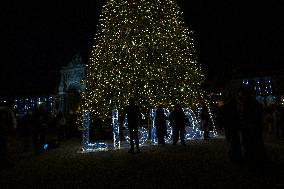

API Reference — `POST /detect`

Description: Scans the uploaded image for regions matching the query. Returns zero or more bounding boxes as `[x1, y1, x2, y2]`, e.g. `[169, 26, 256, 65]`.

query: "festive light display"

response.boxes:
[183, 108, 202, 139]
[82, 110, 108, 152]
[112, 109, 120, 149]
[82, 0, 207, 120]
[83, 107, 216, 152]
[242, 77, 275, 105]
[150, 107, 216, 142]
[80, 0, 216, 152]
[13, 96, 53, 116]
[43, 144, 49, 150]
[150, 109, 158, 143]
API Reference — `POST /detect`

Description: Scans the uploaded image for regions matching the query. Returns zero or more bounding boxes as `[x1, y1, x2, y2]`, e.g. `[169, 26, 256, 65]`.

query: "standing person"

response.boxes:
[200, 105, 210, 140]
[219, 92, 242, 163]
[155, 105, 167, 145]
[170, 102, 186, 146]
[121, 97, 142, 153]
[237, 86, 267, 166]
[0, 101, 17, 170]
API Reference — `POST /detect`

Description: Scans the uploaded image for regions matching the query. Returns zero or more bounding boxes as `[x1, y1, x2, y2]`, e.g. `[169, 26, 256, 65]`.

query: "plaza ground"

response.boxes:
[0, 132, 284, 188]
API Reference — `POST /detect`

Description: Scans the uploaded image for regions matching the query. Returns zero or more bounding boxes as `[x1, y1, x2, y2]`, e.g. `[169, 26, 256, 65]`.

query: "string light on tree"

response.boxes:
[82, 0, 208, 121]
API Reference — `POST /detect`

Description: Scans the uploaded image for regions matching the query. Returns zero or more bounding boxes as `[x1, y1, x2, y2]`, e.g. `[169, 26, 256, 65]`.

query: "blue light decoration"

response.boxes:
[112, 109, 120, 149]
[43, 144, 49, 150]
[122, 114, 148, 145]
[150, 108, 158, 143]
[82, 110, 108, 152]
[266, 95, 276, 105]
[256, 96, 265, 103]
[247, 77, 274, 104]
[207, 107, 218, 138]
[149, 107, 217, 142]
[243, 79, 249, 85]
[13, 99, 18, 109]
[266, 79, 273, 95]
[254, 79, 262, 96]
[48, 96, 53, 112]
[162, 108, 173, 143]
[13, 96, 54, 117]
[82, 107, 217, 153]
[183, 108, 203, 140]
[30, 99, 35, 108]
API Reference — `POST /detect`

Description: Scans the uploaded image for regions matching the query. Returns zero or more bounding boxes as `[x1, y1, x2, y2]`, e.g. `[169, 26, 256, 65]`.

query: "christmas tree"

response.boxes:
[82, 0, 207, 118]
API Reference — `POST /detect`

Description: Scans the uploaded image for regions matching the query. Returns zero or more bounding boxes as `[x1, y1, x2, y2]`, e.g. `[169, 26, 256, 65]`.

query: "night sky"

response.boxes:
[2, 0, 284, 98]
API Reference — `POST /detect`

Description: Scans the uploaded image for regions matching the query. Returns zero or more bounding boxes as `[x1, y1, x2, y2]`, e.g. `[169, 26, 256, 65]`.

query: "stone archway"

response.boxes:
[66, 82, 82, 114]
[58, 54, 86, 115]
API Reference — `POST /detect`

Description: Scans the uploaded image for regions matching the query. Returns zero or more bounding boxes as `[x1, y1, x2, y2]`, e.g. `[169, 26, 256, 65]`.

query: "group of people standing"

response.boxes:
[2, 89, 269, 167]
[17, 104, 69, 155]
[0, 101, 77, 170]
[219, 85, 268, 166]
[121, 97, 212, 154]
[155, 103, 188, 146]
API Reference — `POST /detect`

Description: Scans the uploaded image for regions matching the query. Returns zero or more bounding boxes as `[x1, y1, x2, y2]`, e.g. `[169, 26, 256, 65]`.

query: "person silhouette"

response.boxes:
[122, 97, 142, 153]
[170, 102, 186, 146]
[237, 86, 268, 166]
[200, 105, 210, 140]
[220, 92, 242, 163]
[155, 105, 167, 145]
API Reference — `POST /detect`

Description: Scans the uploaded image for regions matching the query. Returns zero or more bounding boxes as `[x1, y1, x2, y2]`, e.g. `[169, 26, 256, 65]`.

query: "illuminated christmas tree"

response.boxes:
[82, 0, 207, 118]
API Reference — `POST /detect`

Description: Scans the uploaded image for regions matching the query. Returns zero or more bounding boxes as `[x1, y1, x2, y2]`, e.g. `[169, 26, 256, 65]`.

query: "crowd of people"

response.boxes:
[1, 89, 282, 169]
[217, 85, 282, 167]
[121, 89, 282, 169]
[0, 101, 78, 170]
[121, 97, 212, 154]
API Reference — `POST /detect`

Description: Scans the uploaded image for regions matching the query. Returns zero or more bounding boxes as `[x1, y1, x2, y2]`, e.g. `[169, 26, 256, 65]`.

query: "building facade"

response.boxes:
[58, 54, 86, 116]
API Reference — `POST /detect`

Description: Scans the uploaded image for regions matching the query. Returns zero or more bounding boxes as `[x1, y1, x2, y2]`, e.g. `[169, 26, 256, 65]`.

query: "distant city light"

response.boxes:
[242, 79, 249, 85]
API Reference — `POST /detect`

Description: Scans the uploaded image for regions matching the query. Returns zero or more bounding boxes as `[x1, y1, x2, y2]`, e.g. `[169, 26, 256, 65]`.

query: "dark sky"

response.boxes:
[2, 0, 284, 98]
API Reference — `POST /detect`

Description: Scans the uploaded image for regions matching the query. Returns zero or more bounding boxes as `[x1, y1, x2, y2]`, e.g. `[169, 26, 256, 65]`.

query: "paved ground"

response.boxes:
[1, 133, 284, 188]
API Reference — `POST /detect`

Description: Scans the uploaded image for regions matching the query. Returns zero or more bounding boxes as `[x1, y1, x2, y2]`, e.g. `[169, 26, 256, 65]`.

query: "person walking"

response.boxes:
[121, 97, 142, 153]
[170, 102, 186, 146]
